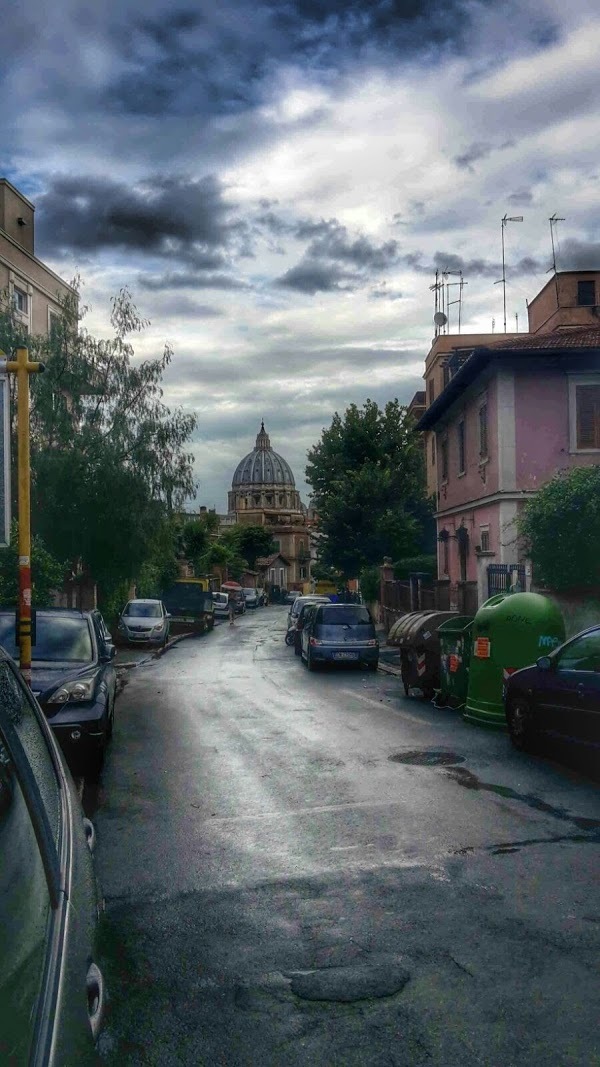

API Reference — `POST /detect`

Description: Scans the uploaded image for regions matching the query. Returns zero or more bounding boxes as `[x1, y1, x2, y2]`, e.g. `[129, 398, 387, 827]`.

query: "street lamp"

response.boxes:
[495, 215, 523, 333]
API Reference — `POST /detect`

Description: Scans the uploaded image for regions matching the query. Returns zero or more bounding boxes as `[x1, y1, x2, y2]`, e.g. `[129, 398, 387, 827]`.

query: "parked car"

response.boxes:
[285, 595, 331, 645]
[242, 588, 259, 609]
[292, 601, 325, 655]
[504, 624, 600, 750]
[0, 608, 117, 777]
[118, 598, 170, 647]
[212, 591, 230, 619]
[300, 603, 379, 671]
[284, 590, 301, 604]
[0, 645, 105, 1063]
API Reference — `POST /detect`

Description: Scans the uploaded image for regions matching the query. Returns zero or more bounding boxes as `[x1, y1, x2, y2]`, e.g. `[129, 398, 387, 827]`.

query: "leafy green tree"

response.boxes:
[0, 285, 198, 606]
[0, 523, 65, 607]
[222, 525, 277, 570]
[197, 542, 248, 583]
[306, 399, 430, 579]
[518, 466, 600, 591]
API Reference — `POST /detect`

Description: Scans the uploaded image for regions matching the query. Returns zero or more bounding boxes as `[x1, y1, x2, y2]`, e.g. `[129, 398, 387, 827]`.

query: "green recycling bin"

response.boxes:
[437, 616, 474, 709]
[464, 592, 565, 728]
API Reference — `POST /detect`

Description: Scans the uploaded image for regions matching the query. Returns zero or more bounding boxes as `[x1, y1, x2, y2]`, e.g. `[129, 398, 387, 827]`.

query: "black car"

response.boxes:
[300, 603, 379, 670]
[504, 624, 600, 750]
[0, 647, 105, 1063]
[0, 608, 117, 777]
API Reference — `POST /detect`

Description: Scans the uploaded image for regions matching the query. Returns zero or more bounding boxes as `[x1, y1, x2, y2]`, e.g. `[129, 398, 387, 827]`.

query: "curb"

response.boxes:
[115, 631, 194, 672]
[378, 662, 403, 678]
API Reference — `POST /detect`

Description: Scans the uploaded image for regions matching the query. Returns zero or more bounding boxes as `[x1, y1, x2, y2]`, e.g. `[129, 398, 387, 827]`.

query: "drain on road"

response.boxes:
[388, 750, 465, 767]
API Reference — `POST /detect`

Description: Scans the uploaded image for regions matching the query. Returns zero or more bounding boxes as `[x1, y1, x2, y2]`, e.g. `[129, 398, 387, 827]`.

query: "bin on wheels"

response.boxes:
[395, 610, 458, 699]
[437, 616, 474, 709]
[464, 592, 565, 728]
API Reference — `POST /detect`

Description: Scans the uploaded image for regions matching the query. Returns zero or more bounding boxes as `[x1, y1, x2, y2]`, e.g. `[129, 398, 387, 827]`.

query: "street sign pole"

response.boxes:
[5, 347, 45, 685]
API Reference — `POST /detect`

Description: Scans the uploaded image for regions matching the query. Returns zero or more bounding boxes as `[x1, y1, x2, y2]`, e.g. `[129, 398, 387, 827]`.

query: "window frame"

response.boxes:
[568, 375, 600, 453]
[457, 418, 466, 475]
[577, 280, 595, 307]
[478, 401, 488, 460]
[427, 378, 435, 406]
[479, 526, 491, 553]
[440, 436, 449, 483]
[555, 630, 600, 673]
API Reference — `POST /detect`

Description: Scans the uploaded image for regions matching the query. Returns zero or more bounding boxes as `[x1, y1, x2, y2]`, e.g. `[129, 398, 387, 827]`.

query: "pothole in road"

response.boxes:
[388, 750, 466, 767]
[289, 960, 411, 1003]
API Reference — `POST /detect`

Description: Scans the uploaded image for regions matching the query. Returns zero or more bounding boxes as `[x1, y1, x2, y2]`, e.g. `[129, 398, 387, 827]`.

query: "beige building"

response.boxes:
[229, 423, 313, 591]
[0, 178, 75, 336]
[527, 270, 600, 334]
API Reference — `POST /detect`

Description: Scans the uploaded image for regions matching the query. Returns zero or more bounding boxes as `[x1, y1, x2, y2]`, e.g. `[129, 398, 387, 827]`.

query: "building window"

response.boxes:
[13, 286, 28, 314]
[577, 280, 596, 306]
[480, 527, 490, 552]
[272, 539, 280, 551]
[443, 364, 450, 388]
[574, 382, 600, 450]
[431, 435, 436, 466]
[479, 403, 488, 458]
[457, 419, 466, 474]
[442, 539, 449, 574]
[428, 379, 435, 405]
[440, 437, 448, 482]
[300, 566, 306, 579]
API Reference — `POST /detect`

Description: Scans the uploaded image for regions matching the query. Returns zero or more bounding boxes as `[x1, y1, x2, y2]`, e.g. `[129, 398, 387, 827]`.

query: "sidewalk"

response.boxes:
[377, 626, 403, 677]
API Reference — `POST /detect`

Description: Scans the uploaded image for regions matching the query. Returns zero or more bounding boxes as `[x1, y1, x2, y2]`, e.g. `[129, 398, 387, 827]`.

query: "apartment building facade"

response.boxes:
[0, 178, 75, 337]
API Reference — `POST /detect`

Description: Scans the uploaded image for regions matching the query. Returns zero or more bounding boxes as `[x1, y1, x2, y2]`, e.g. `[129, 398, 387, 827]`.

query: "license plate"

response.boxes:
[333, 651, 358, 660]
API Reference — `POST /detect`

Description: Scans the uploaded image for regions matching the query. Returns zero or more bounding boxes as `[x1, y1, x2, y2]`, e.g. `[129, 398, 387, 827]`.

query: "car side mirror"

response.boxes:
[166, 612, 171, 619]
[536, 656, 552, 671]
[101, 645, 117, 662]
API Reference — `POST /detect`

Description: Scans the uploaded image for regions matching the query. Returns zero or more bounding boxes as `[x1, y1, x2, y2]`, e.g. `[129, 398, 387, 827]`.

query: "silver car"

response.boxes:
[118, 599, 170, 646]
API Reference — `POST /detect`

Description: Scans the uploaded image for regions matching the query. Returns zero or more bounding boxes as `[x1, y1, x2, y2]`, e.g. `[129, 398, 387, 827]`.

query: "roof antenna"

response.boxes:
[495, 215, 523, 332]
[548, 213, 565, 308]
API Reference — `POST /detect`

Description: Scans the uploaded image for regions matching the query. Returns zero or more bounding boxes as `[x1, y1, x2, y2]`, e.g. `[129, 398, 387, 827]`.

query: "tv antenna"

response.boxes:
[548, 213, 565, 307]
[443, 270, 467, 334]
[495, 214, 523, 332]
[430, 270, 447, 335]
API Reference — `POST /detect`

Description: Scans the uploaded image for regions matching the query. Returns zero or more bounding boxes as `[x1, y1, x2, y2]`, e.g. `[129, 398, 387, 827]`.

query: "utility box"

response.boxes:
[395, 610, 458, 699]
[438, 616, 474, 709]
[464, 592, 565, 727]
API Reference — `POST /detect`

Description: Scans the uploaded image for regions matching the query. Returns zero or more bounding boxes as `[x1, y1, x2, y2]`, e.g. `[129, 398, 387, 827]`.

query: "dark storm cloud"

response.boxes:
[37, 173, 242, 258]
[274, 219, 401, 293]
[275, 261, 358, 294]
[454, 142, 493, 170]
[508, 189, 534, 205]
[402, 250, 544, 278]
[139, 271, 250, 291]
[557, 239, 600, 270]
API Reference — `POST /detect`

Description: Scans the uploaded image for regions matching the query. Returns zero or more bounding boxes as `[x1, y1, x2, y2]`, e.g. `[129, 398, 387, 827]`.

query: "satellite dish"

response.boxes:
[434, 312, 448, 326]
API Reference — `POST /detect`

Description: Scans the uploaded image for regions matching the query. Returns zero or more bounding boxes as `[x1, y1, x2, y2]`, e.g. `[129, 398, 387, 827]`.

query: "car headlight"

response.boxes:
[118, 621, 126, 630]
[48, 672, 99, 704]
[152, 623, 163, 632]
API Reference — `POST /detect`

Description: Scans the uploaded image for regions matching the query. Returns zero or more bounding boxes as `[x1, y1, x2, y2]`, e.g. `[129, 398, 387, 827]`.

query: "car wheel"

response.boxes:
[506, 696, 536, 751]
[285, 631, 295, 646]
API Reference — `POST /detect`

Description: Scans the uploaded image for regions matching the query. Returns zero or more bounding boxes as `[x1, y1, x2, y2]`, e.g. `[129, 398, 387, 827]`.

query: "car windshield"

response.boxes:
[0, 615, 93, 663]
[243, 589, 255, 595]
[319, 606, 372, 626]
[124, 602, 162, 618]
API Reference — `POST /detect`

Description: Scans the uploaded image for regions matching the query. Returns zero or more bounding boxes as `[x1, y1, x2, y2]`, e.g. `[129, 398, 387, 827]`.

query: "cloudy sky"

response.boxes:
[3, 0, 600, 508]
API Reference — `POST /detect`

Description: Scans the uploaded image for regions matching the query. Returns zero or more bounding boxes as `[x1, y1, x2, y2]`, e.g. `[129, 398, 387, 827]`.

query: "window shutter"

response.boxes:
[576, 385, 600, 449]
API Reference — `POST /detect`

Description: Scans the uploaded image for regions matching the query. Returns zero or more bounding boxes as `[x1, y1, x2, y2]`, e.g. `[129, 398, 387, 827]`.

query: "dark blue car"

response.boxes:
[300, 603, 379, 671]
[0, 608, 117, 777]
[503, 624, 600, 750]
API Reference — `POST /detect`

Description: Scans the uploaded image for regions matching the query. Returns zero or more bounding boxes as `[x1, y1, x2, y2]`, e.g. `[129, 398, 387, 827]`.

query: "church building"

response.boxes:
[228, 423, 313, 592]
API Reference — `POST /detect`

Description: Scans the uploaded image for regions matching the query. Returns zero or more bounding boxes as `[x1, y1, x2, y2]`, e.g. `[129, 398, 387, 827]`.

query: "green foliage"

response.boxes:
[393, 555, 437, 580]
[306, 399, 431, 579]
[359, 566, 380, 605]
[0, 523, 65, 607]
[0, 285, 198, 605]
[517, 466, 600, 591]
[222, 525, 276, 570]
[197, 540, 248, 582]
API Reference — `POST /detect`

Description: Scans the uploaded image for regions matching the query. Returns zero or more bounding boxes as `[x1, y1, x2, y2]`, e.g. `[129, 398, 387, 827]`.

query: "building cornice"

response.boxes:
[435, 489, 537, 519]
[0, 230, 76, 298]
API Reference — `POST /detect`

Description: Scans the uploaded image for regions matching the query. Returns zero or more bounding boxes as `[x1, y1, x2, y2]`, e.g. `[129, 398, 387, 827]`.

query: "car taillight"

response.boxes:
[310, 637, 322, 646]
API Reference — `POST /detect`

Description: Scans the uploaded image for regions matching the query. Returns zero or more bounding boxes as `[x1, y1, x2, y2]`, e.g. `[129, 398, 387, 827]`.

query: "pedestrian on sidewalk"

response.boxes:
[227, 590, 236, 626]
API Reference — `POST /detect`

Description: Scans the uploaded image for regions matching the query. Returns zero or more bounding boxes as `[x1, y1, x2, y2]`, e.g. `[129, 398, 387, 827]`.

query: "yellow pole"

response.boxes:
[6, 347, 44, 685]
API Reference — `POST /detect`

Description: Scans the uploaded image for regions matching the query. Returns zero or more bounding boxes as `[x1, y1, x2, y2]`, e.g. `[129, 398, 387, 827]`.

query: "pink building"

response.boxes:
[416, 272, 600, 610]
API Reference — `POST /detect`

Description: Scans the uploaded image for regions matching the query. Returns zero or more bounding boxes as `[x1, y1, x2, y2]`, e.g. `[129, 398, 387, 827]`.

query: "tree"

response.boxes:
[306, 399, 431, 578]
[0, 523, 65, 607]
[517, 466, 600, 591]
[0, 285, 198, 606]
[222, 525, 277, 570]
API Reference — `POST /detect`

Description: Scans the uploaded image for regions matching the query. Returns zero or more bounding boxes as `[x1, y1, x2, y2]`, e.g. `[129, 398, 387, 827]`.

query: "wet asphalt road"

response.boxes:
[92, 607, 600, 1067]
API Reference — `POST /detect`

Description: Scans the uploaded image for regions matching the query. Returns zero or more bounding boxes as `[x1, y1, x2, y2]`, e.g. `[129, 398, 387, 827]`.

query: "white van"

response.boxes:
[212, 592, 229, 619]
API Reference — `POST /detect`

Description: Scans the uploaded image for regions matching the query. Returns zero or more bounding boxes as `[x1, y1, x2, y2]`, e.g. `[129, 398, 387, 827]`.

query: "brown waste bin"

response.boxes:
[395, 610, 459, 699]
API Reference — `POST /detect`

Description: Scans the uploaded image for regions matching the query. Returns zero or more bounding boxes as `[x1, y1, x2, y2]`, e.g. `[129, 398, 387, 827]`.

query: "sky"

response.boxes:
[3, 0, 600, 509]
